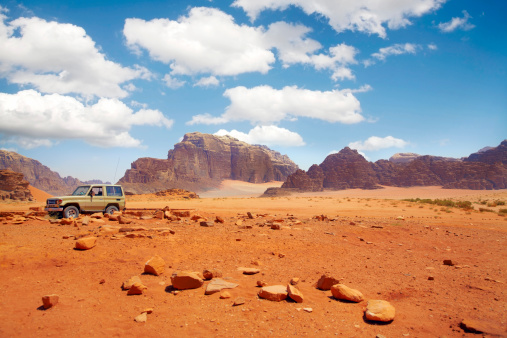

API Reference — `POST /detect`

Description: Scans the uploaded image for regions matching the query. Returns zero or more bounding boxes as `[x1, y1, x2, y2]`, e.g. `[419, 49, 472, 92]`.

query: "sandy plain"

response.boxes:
[0, 181, 506, 337]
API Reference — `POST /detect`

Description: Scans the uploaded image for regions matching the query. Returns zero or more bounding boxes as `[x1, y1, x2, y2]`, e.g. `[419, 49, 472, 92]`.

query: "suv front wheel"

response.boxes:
[63, 206, 79, 218]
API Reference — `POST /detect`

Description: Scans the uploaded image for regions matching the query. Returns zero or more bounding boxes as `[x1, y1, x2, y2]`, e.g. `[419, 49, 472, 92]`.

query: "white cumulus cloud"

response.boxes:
[232, 0, 446, 38]
[188, 85, 364, 125]
[124, 7, 275, 77]
[348, 136, 408, 151]
[215, 125, 305, 147]
[194, 76, 220, 87]
[0, 90, 173, 148]
[438, 10, 475, 33]
[0, 11, 149, 99]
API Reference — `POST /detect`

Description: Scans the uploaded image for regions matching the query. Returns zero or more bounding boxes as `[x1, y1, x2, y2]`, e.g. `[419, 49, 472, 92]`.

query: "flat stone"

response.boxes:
[171, 271, 204, 290]
[233, 297, 245, 306]
[287, 284, 304, 303]
[238, 267, 260, 275]
[316, 273, 340, 290]
[75, 237, 97, 250]
[460, 318, 505, 335]
[200, 221, 214, 227]
[42, 294, 59, 309]
[331, 284, 364, 303]
[365, 300, 395, 322]
[220, 291, 232, 299]
[258, 285, 288, 302]
[205, 278, 239, 295]
[144, 255, 165, 276]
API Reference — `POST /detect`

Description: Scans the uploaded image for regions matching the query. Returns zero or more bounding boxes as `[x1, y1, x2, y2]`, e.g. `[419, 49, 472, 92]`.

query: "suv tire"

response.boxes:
[63, 206, 79, 218]
[105, 205, 119, 215]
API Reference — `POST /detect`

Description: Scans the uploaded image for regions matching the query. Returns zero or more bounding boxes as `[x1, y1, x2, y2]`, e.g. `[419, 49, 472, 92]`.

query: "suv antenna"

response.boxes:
[113, 157, 120, 184]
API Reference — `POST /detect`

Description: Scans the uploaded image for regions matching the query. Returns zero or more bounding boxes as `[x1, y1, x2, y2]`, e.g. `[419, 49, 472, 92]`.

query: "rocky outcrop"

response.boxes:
[389, 153, 420, 164]
[0, 169, 33, 201]
[118, 132, 298, 194]
[0, 150, 81, 196]
[270, 140, 507, 193]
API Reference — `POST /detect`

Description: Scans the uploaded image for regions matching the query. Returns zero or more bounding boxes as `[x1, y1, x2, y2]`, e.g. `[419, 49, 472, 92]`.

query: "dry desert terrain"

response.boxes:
[0, 181, 506, 337]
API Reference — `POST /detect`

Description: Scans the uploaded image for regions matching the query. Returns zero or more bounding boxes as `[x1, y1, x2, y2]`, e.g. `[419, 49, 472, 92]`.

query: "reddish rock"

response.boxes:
[122, 276, 142, 290]
[316, 274, 340, 290]
[75, 237, 97, 250]
[41, 294, 59, 309]
[171, 271, 204, 290]
[287, 284, 304, 303]
[144, 255, 165, 276]
[205, 278, 239, 295]
[364, 300, 395, 322]
[0, 169, 33, 201]
[258, 285, 288, 302]
[127, 282, 147, 295]
[331, 284, 364, 303]
[203, 269, 222, 280]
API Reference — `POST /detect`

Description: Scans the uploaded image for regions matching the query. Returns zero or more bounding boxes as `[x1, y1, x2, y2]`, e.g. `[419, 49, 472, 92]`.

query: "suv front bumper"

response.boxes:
[45, 207, 63, 212]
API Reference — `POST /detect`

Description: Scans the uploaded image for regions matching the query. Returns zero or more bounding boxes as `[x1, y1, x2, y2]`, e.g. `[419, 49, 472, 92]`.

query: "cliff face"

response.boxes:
[274, 140, 507, 193]
[0, 169, 33, 201]
[118, 132, 299, 194]
[0, 150, 81, 196]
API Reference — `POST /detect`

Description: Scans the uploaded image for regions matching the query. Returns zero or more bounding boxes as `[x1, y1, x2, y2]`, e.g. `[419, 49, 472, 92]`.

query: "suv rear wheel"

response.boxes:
[105, 205, 119, 215]
[63, 206, 79, 218]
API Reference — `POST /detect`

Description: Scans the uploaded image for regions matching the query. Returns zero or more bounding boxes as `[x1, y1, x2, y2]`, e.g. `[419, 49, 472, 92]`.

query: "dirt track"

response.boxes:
[0, 186, 506, 337]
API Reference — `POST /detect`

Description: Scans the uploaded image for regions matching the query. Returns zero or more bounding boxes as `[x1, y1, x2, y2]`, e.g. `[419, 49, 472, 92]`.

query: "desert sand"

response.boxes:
[0, 182, 506, 337]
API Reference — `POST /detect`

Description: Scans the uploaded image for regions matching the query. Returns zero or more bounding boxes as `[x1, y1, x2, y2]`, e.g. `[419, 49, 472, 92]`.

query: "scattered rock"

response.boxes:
[287, 284, 304, 303]
[134, 312, 147, 323]
[205, 278, 239, 295]
[60, 218, 74, 225]
[220, 291, 232, 299]
[303, 307, 313, 313]
[171, 271, 204, 290]
[290, 277, 300, 285]
[122, 276, 143, 290]
[233, 297, 245, 306]
[215, 216, 224, 223]
[316, 274, 340, 290]
[247, 212, 254, 219]
[460, 318, 505, 335]
[144, 255, 165, 276]
[200, 221, 214, 227]
[364, 300, 395, 322]
[271, 223, 281, 230]
[257, 280, 267, 287]
[258, 285, 288, 302]
[127, 282, 147, 295]
[41, 294, 59, 309]
[203, 268, 222, 280]
[75, 237, 97, 250]
[331, 284, 364, 303]
[443, 259, 455, 266]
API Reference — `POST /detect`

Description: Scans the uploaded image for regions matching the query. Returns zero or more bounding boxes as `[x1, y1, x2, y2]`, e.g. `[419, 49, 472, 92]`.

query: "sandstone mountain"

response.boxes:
[268, 140, 507, 194]
[118, 132, 299, 194]
[0, 150, 81, 196]
[0, 169, 33, 201]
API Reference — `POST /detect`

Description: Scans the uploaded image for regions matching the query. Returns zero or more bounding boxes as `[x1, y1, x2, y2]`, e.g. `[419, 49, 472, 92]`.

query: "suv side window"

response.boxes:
[89, 187, 103, 196]
[106, 186, 123, 196]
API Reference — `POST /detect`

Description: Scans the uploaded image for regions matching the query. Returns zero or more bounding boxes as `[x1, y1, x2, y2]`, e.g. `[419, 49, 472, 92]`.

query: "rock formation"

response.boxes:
[268, 140, 507, 194]
[0, 169, 33, 201]
[0, 150, 81, 196]
[389, 152, 420, 164]
[118, 132, 299, 194]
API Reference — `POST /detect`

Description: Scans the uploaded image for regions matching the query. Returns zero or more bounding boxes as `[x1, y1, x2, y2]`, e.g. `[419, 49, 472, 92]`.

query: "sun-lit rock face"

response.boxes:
[118, 132, 298, 194]
[0, 169, 33, 201]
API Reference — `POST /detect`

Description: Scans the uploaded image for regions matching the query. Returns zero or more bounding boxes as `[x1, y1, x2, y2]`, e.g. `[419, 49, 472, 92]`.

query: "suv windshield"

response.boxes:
[72, 186, 90, 196]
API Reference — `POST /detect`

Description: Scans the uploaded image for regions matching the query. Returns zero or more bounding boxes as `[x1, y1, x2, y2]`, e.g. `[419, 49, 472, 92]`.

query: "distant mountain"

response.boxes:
[0, 150, 81, 196]
[83, 179, 112, 185]
[267, 140, 507, 194]
[118, 132, 299, 194]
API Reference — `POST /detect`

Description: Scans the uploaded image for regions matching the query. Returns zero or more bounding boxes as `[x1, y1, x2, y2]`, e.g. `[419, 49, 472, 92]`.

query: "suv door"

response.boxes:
[81, 186, 107, 212]
[105, 186, 124, 208]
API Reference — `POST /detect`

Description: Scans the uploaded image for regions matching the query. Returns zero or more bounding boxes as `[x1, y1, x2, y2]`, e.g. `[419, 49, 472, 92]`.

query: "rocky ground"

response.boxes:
[0, 186, 506, 337]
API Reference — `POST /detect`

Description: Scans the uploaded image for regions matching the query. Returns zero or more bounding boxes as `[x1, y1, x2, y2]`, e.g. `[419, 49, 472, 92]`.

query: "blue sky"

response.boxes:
[0, 0, 505, 183]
